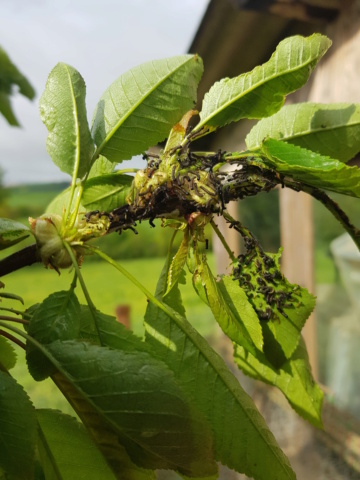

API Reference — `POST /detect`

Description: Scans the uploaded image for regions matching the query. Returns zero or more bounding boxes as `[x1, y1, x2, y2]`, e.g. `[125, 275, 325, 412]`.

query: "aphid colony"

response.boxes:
[231, 232, 301, 323]
[85, 146, 284, 235]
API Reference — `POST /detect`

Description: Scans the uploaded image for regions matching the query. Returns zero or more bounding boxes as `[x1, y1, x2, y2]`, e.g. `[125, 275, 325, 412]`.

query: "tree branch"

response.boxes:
[0, 244, 40, 278]
[284, 178, 360, 251]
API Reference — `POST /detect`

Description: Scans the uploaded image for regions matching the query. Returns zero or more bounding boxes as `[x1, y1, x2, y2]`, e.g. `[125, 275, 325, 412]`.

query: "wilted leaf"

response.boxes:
[232, 248, 315, 368]
[164, 229, 190, 296]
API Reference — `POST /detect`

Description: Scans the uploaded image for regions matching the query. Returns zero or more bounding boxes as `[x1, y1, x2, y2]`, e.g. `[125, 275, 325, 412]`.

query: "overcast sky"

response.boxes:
[0, 0, 209, 185]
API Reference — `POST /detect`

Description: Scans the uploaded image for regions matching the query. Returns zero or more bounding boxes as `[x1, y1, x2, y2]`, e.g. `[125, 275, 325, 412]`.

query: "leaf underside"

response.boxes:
[37, 409, 116, 480]
[246, 102, 360, 163]
[82, 173, 133, 211]
[26, 295, 216, 478]
[26, 290, 81, 380]
[52, 373, 155, 480]
[91, 55, 203, 163]
[261, 138, 360, 198]
[39, 62, 94, 178]
[47, 340, 217, 478]
[197, 34, 331, 130]
[234, 337, 324, 428]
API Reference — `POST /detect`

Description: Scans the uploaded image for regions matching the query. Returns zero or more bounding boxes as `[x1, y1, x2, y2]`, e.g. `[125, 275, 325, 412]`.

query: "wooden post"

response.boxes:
[115, 305, 131, 329]
[279, 189, 317, 377]
[279, 0, 360, 378]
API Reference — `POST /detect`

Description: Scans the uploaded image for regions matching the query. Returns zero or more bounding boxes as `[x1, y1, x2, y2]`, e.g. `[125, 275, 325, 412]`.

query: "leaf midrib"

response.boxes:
[264, 121, 360, 146]
[64, 64, 81, 180]
[93, 56, 195, 159]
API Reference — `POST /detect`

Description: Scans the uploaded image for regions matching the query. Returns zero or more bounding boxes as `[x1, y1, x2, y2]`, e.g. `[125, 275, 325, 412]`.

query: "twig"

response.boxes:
[0, 329, 26, 349]
[284, 179, 360, 251]
[0, 307, 29, 318]
[0, 315, 28, 325]
[0, 244, 40, 277]
[210, 219, 237, 263]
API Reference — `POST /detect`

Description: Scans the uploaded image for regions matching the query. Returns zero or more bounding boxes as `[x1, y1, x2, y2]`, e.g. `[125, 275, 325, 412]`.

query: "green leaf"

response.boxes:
[0, 372, 37, 479]
[0, 218, 31, 250]
[234, 337, 323, 428]
[261, 284, 315, 367]
[79, 306, 151, 354]
[0, 337, 16, 370]
[261, 138, 360, 197]
[164, 229, 190, 296]
[52, 372, 156, 480]
[45, 185, 83, 215]
[27, 290, 81, 344]
[196, 34, 331, 131]
[39, 63, 94, 179]
[47, 340, 216, 477]
[246, 103, 360, 163]
[88, 155, 115, 179]
[145, 259, 296, 480]
[91, 55, 203, 163]
[0, 46, 34, 100]
[26, 290, 81, 380]
[194, 258, 262, 354]
[232, 248, 315, 368]
[218, 276, 263, 351]
[82, 174, 133, 211]
[36, 409, 116, 480]
[0, 91, 19, 126]
[0, 46, 35, 126]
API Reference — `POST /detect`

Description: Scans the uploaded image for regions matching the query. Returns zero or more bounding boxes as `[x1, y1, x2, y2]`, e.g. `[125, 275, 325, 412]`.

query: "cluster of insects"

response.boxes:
[85, 147, 287, 301]
[231, 234, 296, 322]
